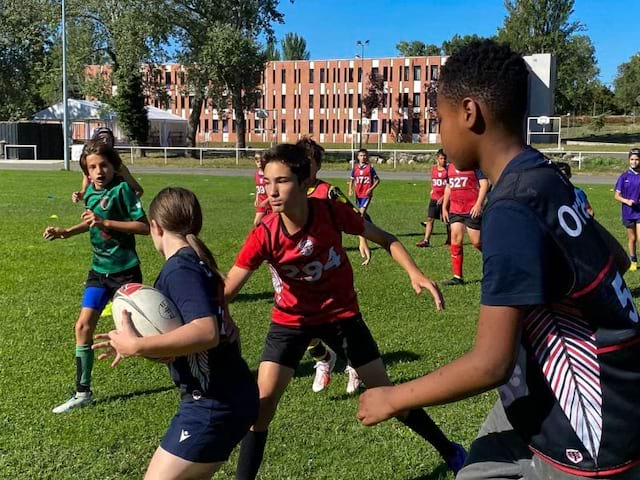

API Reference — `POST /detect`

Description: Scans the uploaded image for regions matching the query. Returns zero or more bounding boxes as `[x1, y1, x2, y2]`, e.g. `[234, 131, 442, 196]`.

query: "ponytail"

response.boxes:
[185, 233, 224, 284]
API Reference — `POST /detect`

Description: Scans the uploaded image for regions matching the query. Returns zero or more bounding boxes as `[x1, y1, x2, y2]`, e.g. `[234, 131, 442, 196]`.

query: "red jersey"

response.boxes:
[351, 163, 378, 199]
[255, 169, 270, 213]
[235, 198, 365, 326]
[307, 179, 331, 199]
[430, 165, 448, 200]
[447, 164, 485, 214]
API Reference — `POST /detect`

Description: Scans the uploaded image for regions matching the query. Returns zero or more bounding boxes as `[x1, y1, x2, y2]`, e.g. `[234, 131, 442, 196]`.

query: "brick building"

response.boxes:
[86, 53, 553, 146]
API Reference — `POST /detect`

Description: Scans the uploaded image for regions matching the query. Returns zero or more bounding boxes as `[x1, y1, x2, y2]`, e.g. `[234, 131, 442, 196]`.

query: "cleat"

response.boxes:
[420, 221, 427, 227]
[312, 349, 336, 393]
[444, 442, 467, 474]
[442, 276, 464, 286]
[415, 240, 430, 248]
[345, 366, 363, 394]
[52, 391, 94, 414]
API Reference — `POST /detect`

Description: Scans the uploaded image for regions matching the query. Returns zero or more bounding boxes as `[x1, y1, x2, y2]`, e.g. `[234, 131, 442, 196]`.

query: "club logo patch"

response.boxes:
[100, 196, 111, 210]
[565, 449, 583, 464]
[297, 239, 314, 256]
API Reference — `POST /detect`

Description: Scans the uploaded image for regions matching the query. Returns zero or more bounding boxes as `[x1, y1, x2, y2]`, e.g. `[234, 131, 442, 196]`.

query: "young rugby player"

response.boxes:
[441, 158, 489, 285]
[226, 143, 465, 479]
[44, 140, 149, 413]
[557, 161, 594, 217]
[417, 149, 449, 248]
[72, 127, 143, 203]
[614, 148, 640, 271]
[93, 187, 258, 480]
[253, 151, 270, 227]
[358, 39, 640, 480]
[349, 148, 379, 265]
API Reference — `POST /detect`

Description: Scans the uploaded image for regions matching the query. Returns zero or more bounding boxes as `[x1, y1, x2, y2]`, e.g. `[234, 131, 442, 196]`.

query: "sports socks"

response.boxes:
[399, 409, 454, 458]
[237, 430, 269, 480]
[450, 244, 463, 278]
[307, 338, 331, 362]
[631, 255, 637, 263]
[75, 344, 94, 393]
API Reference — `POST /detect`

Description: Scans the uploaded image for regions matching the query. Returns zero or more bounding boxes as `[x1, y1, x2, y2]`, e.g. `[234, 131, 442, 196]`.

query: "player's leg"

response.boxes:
[418, 200, 440, 247]
[236, 323, 308, 480]
[443, 218, 466, 285]
[466, 222, 482, 251]
[308, 338, 336, 393]
[145, 448, 223, 480]
[630, 223, 639, 271]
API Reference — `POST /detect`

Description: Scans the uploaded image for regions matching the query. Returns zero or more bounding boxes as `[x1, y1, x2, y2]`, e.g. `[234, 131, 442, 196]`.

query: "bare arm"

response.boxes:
[43, 222, 89, 240]
[441, 185, 452, 222]
[362, 221, 443, 310]
[357, 305, 523, 425]
[614, 191, 634, 207]
[470, 178, 490, 218]
[348, 177, 355, 196]
[368, 176, 381, 194]
[81, 210, 149, 235]
[224, 265, 255, 303]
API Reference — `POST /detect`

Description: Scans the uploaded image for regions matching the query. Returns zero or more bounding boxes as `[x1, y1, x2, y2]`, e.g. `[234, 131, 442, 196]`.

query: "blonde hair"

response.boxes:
[148, 187, 223, 282]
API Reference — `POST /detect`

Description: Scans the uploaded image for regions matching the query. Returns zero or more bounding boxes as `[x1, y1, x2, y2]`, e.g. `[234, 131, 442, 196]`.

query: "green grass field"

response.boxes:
[0, 170, 634, 479]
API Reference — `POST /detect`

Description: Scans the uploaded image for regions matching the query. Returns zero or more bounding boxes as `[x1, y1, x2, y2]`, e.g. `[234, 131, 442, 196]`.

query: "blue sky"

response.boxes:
[272, 0, 639, 86]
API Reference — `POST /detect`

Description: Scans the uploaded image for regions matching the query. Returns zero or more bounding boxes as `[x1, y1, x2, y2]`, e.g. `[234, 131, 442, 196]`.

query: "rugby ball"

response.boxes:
[112, 283, 183, 336]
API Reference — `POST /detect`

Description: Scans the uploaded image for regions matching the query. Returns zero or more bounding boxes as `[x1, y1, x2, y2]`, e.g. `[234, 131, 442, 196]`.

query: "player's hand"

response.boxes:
[470, 203, 483, 219]
[93, 311, 141, 367]
[410, 274, 445, 311]
[627, 199, 636, 207]
[71, 191, 84, 203]
[357, 386, 398, 426]
[436, 197, 444, 205]
[43, 226, 65, 241]
[442, 209, 450, 224]
[359, 240, 371, 266]
[81, 210, 105, 228]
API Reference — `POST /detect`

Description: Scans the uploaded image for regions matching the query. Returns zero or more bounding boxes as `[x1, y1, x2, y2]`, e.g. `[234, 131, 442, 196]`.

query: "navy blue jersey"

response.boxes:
[154, 247, 253, 401]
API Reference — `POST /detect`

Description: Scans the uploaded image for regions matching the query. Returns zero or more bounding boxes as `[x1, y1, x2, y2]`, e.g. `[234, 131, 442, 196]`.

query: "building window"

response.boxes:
[281, 94, 286, 108]
[413, 65, 421, 81]
[382, 93, 387, 108]
[390, 66, 393, 81]
[165, 71, 171, 85]
[404, 66, 409, 82]
[213, 119, 219, 133]
[293, 94, 297, 109]
[320, 68, 325, 83]
[332, 68, 336, 82]
[356, 120, 361, 133]
[413, 93, 420, 107]
[348, 68, 354, 82]
[402, 93, 409, 108]
[179, 71, 185, 84]
[272, 94, 276, 108]
[281, 69, 286, 83]
[297, 119, 300, 133]
[348, 119, 352, 133]
[308, 93, 314, 108]
[370, 119, 378, 133]
[357, 94, 362, 108]
[348, 93, 353, 108]
[204, 119, 209, 132]
[398, 66, 403, 81]
[430, 65, 439, 81]
[320, 119, 325, 134]
[429, 118, 439, 134]
[320, 95, 325, 108]
[383, 66, 388, 81]
[281, 119, 286, 133]
[402, 119, 409, 134]
[272, 69, 275, 83]
[382, 119, 387, 133]
[180, 96, 186, 110]
[309, 68, 314, 83]
[308, 119, 314, 134]
[337, 68, 341, 82]
[297, 69, 301, 83]
[337, 94, 340, 108]
[371, 66, 378, 79]
[222, 120, 228, 133]
[412, 116, 420, 134]
[232, 120, 236, 133]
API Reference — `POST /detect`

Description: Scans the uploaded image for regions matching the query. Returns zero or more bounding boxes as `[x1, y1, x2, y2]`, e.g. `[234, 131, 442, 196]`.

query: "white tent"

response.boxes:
[33, 99, 188, 147]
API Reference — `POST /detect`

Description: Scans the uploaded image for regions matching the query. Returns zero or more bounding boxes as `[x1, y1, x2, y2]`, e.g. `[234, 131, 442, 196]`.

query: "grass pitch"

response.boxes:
[0, 170, 633, 479]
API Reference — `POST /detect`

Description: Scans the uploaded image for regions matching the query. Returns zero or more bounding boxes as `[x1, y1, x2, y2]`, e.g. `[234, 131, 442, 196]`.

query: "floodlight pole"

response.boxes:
[61, 0, 70, 170]
[356, 40, 369, 149]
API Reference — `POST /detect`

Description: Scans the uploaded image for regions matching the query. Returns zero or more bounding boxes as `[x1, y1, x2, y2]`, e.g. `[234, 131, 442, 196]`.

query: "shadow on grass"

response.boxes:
[629, 286, 640, 298]
[94, 386, 174, 405]
[234, 291, 274, 302]
[568, 132, 640, 144]
[405, 463, 451, 480]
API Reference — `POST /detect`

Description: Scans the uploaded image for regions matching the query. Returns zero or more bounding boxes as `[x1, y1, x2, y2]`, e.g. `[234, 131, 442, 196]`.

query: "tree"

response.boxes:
[362, 71, 385, 143]
[281, 33, 309, 60]
[441, 34, 488, 56]
[264, 40, 281, 61]
[396, 41, 441, 57]
[614, 54, 640, 114]
[497, 0, 599, 114]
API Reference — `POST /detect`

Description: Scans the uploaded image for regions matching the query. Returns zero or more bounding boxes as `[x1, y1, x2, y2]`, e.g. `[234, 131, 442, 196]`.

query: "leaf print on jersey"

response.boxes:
[187, 351, 210, 392]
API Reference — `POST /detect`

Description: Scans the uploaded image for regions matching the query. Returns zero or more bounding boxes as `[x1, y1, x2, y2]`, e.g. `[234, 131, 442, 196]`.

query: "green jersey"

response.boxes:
[84, 177, 145, 274]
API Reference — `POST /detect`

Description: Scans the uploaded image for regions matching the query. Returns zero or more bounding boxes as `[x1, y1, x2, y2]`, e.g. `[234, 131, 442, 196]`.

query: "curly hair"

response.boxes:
[263, 143, 311, 184]
[439, 39, 529, 133]
[296, 137, 325, 168]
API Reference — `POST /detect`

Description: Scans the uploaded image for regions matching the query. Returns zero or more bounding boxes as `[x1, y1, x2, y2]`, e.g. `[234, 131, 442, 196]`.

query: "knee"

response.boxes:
[74, 317, 94, 338]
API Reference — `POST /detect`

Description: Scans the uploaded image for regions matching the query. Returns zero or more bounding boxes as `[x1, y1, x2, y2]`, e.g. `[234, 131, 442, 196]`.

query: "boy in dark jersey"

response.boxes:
[226, 143, 466, 480]
[441, 161, 489, 285]
[614, 148, 640, 271]
[358, 40, 640, 480]
[44, 140, 149, 413]
[417, 149, 449, 247]
[557, 162, 594, 217]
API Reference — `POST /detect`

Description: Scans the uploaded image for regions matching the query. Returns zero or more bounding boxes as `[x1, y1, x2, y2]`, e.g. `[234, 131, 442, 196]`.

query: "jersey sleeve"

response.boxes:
[370, 166, 379, 179]
[481, 200, 571, 306]
[163, 266, 220, 323]
[350, 167, 356, 179]
[476, 169, 486, 180]
[330, 200, 365, 236]
[119, 182, 146, 221]
[615, 174, 624, 193]
[235, 227, 269, 271]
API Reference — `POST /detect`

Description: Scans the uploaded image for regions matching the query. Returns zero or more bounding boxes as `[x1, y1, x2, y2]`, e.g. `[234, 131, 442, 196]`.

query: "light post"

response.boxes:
[61, 0, 70, 170]
[356, 40, 369, 149]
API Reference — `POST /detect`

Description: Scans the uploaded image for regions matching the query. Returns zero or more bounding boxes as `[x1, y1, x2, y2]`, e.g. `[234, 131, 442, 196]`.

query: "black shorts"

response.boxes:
[427, 199, 443, 220]
[81, 265, 143, 311]
[623, 219, 640, 228]
[449, 212, 482, 230]
[261, 314, 381, 370]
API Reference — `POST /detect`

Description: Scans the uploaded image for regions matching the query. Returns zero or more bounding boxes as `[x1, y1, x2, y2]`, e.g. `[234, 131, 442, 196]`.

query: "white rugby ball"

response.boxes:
[112, 283, 183, 336]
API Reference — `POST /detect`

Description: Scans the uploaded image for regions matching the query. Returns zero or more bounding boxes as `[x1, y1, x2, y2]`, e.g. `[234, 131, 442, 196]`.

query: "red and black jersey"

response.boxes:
[447, 164, 485, 214]
[351, 163, 379, 199]
[235, 198, 365, 326]
[430, 165, 448, 200]
[307, 179, 331, 200]
[255, 169, 270, 213]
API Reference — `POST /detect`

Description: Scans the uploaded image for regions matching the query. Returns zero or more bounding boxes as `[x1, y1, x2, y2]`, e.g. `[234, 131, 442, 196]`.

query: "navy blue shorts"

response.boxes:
[623, 218, 640, 228]
[161, 390, 258, 463]
[355, 196, 371, 209]
[81, 265, 142, 312]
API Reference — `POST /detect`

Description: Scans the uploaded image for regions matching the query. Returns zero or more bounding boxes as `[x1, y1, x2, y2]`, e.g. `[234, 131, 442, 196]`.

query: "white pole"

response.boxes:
[61, 0, 70, 170]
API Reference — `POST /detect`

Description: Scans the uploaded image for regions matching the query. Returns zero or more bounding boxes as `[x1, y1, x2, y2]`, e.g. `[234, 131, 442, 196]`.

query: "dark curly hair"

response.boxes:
[296, 137, 325, 168]
[439, 39, 529, 133]
[263, 143, 311, 184]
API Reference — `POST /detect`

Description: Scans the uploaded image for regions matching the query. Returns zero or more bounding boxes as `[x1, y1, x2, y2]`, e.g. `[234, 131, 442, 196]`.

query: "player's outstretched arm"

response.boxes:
[362, 221, 444, 311]
[118, 165, 144, 197]
[80, 210, 149, 235]
[224, 266, 255, 303]
[43, 222, 89, 240]
[357, 305, 523, 426]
